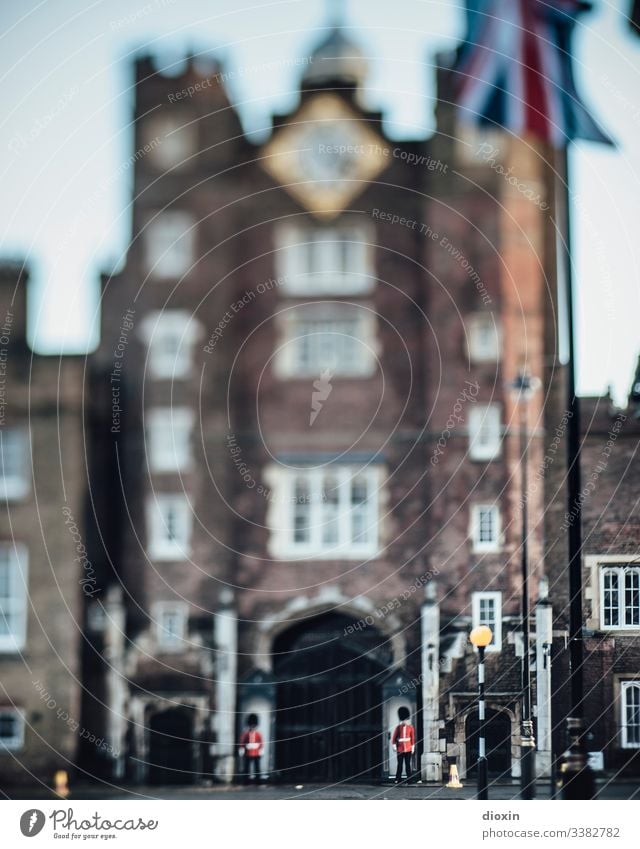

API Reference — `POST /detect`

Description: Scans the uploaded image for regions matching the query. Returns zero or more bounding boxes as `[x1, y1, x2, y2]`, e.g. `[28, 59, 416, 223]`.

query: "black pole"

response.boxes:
[556, 147, 595, 799]
[477, 645, 488, 800]
[518, 385, 536, 799]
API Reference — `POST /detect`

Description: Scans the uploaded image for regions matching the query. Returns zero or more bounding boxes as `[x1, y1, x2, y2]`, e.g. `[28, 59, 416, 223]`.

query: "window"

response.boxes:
[146, 495, 192, 560]
[467, 314, 500, 362]
[468, 404, 502, 461]
[0, 544, 28, 652]
[472, 591, 502, 651]
[145, 114, 196, 171]
[144, 211, 196, 278]
[0, 428, 29, 500]
[0, 709, 24, 751]
[154, 602, 188, 651]
[276, 222, 374, 295]
[275, 306, 377, 378]
[141, 311, 199, 379]
[471, 504, 501, 552]
[621, 682, 640, 748]
[600, 565, 640, 629]
[297, 317, 362, 373]
[266, 465, 381, 559]
[146, 408, 194, 472]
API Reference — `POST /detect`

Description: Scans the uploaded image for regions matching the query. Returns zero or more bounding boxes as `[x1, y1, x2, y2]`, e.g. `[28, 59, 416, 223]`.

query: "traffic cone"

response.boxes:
[53, 770, 69, 798]
[446, 764, 463, 788]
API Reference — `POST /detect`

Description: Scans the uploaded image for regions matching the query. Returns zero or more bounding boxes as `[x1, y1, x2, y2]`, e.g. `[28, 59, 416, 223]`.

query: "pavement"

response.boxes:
[4, 779, 639, 800]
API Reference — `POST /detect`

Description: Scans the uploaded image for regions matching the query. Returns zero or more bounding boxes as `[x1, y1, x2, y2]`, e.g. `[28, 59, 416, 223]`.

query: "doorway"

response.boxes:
[465, 707, 512, 781]
[147, 707, 195, 785]
[273, 612, 392, 782]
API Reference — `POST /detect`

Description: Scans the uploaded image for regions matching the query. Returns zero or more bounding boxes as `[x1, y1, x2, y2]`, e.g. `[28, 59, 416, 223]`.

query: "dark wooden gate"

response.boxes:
[273, 613, 391, 782]
[147, 707, 195, 785]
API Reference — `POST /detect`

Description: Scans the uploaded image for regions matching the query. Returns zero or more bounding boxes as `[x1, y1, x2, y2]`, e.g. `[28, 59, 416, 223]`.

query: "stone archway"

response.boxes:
[453, 702, 520, 780]
[465, 707, 512, 780]
[128, 694, 209, 785]
[272, 610, 392, 782]
[253, 588, 406, 672]
[147, 706, 195, 785]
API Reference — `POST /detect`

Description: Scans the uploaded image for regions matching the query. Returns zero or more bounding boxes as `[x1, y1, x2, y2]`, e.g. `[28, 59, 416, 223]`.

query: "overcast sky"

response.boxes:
[0, 0, 638, 404]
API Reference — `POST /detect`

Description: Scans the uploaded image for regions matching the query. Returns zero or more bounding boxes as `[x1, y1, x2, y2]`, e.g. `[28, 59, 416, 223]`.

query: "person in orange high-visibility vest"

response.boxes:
[392, 706, 415, 784]
[239, 714, 264, 784]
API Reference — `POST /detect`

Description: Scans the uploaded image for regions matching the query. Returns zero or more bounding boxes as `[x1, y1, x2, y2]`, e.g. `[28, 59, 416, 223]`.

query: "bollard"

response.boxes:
[53, 770, 69, 798]
[446, 764, 463, 788]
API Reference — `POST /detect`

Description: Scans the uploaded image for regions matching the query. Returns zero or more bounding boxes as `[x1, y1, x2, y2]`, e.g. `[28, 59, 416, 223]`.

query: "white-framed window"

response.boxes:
[146, 408, 194, 472]
[276, 221, 374, 295]
[621, 682, 640, 748]
[275, 305, 377, 378]
[140, 311, 199, 379]
[0, 708, 24, 751]
[154, 601, 188, 651]
[472, 591, 502, 651]
[0, 428, 29, 500]
[468, 404, 502, 461]
[0, 544, 28, 652]
[144, 113, 196, 171]
[265, 465, 381, 559]
[146, 494, 192, 561]
[144, 210, 196, 278]
[470, 504, 501, 552]
[466, 314, 501, 362]
[600, 565, 640, 629]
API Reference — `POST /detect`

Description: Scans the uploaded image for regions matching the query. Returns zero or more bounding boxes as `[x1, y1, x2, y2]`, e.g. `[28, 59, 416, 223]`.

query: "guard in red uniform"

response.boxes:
[392, 706, 415, 784]
[239, 713, 264, 784]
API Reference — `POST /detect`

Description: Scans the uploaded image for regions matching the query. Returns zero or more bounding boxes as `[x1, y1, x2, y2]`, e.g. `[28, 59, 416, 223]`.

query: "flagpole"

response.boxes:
[554, 144, 595, 800]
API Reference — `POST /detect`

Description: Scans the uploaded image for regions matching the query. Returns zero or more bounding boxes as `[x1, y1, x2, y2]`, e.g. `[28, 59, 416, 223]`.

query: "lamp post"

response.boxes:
[510, 371, 540, 799]
[470, 625, 493, 800]
[555, 150, 595, 800]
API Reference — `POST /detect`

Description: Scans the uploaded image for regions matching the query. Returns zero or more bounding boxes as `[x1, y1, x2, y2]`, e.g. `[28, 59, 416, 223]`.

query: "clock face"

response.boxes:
[296, 123, 364, 183]
[261, 94, 389, 219]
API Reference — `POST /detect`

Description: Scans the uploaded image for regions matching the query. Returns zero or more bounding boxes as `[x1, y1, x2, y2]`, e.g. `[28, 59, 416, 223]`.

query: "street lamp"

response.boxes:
[470, 624, 493, 800]
[510, 371, 541, 800]
[549, 149, 596, 799]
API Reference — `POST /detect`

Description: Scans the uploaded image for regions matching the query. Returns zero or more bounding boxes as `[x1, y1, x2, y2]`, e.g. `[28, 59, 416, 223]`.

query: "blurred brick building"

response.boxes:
[0, 263, 86, 789]
[2, 19, 638, 790]
[82, 23, 559, 786]
[546, 371, 640, 776]
[80, 23, 640, 786]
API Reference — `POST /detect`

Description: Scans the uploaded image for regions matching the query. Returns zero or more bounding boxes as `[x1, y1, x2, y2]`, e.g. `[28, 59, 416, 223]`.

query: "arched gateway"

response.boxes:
[238, 608, 417, 783]
[147, 707, 195, 785]
[465, 707, 512, 780]
[272, 612, 393, 782]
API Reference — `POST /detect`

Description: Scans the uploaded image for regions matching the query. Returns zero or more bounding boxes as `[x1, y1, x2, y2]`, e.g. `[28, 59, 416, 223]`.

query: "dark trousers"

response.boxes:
[243, 755, 261, 783]
[395, 752, 412, 782]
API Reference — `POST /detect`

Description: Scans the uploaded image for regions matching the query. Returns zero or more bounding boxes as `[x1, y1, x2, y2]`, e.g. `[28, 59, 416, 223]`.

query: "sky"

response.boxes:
[0, 0, 638, 405]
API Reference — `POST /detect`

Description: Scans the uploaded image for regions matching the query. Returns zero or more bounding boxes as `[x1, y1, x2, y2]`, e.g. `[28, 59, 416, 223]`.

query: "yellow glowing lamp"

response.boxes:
[469, 625, 493, 648]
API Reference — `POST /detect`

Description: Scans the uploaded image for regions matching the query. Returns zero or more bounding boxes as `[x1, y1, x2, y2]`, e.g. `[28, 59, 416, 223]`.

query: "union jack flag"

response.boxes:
[453, 0, 612, 146]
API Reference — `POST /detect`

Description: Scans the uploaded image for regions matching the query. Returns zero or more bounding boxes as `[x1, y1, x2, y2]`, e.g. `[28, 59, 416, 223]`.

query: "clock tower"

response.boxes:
[227, 20, 431, 783]
[260, 22, 390, 220]
[85, 11, 553, 786]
